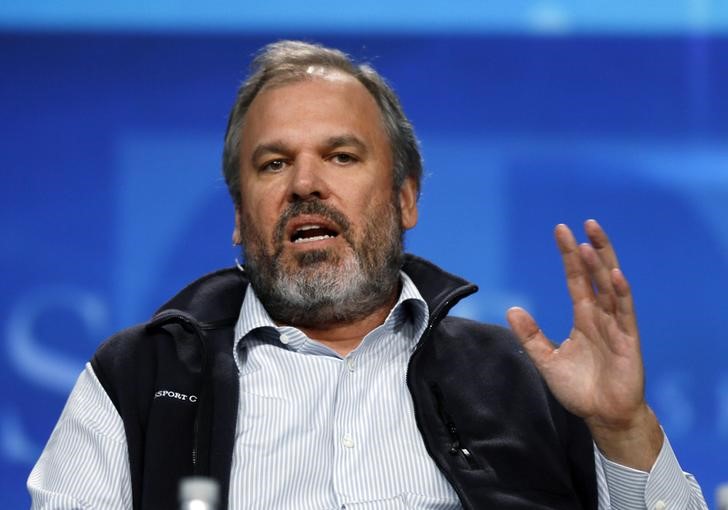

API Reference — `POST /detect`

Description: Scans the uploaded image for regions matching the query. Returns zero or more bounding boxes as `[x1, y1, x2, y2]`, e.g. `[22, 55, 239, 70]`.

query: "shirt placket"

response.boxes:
[332, 345, 363, 506]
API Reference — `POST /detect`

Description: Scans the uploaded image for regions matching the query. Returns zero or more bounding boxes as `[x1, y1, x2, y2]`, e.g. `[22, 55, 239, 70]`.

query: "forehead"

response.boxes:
[257, 67, 367, 101]
[240, 72, 389, 151]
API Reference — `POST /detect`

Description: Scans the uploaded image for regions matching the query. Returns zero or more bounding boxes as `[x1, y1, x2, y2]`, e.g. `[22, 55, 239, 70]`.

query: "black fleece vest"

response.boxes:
[91, 255, 597, 509]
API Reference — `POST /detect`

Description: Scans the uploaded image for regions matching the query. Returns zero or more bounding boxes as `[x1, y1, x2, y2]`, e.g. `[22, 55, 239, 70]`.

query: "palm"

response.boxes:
[507, 221, 645, 430]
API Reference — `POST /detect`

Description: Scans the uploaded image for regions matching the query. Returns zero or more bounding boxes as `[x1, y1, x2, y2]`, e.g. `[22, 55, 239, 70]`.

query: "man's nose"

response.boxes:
[288, 154, 330, 201]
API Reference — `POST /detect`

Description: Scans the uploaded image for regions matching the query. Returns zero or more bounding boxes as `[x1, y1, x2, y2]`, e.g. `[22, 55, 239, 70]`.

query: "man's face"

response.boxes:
[235, 72, 418, 327]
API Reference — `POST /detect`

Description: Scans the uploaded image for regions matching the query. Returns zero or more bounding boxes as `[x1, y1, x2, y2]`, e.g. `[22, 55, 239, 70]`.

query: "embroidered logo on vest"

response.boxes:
[154, 389, 198, 403]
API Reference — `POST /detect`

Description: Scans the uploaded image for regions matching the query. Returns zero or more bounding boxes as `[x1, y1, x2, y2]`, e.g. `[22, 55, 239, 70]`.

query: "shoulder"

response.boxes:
[435, 315, 516, 344]
[91, 266, 245, 369]
[90, 322, 157, 374]
[423, 315, 534, 372]
[89, 323, 166, 412]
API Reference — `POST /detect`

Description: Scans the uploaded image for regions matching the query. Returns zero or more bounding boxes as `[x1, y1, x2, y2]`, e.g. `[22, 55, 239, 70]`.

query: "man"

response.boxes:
[29, 40, 707, 509]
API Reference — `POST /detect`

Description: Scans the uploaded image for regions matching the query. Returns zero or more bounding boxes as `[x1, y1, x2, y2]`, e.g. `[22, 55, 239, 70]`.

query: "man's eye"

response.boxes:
[330, 153, 356, 165]
[262, 160, 286, 172]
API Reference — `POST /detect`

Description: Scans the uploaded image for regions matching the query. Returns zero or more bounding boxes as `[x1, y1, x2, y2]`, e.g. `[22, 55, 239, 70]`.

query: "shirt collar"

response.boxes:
[233, 271, 429, 358]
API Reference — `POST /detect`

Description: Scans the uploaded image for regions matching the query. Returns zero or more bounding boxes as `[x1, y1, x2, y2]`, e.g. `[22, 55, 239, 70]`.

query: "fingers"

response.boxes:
[559, 219, 638, 335]
[611, 267, 639, 337]
[579, 242, 617, 312]
[506, 307, 555, 367]
[555, 224, 595, 306]
[585, 219, 620, 268]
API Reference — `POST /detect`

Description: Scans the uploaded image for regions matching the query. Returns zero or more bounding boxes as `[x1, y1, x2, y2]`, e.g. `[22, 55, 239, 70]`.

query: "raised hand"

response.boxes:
[506, 219, 663, 470]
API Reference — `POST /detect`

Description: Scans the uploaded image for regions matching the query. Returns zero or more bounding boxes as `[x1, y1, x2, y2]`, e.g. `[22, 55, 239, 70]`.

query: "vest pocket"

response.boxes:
[429, 382, 482, 470]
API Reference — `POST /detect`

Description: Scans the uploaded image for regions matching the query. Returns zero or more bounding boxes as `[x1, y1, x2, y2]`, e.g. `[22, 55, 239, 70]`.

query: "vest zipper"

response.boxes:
[404, 282, 478, 508]
[148, 311, 209, 475]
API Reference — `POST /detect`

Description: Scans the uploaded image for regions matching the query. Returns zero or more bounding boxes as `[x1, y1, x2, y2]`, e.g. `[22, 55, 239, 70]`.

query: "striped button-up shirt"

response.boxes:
[228, 272, 458, 509]
[28, 273, 707, 509]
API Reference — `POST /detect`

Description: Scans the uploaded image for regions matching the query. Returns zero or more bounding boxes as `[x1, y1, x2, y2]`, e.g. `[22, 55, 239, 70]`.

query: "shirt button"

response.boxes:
[279, 333, 290, 344]
[346, 358, 355, 372]
[341, 433, 355, 448]
[654, 501, 667, 510]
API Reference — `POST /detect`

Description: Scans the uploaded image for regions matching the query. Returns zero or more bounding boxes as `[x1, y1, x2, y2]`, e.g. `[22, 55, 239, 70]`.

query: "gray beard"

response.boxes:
[240, 199, 404, 328]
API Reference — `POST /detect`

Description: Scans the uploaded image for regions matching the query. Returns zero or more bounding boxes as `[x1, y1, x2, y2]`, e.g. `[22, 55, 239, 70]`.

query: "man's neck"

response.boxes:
[292, 292, 398, 357]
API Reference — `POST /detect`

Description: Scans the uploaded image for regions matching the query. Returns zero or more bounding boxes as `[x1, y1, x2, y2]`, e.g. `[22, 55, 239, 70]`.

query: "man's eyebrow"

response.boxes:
[250, 135, 368, 165]
[250, 141, 289, 165]
[323, 135, 368, 155]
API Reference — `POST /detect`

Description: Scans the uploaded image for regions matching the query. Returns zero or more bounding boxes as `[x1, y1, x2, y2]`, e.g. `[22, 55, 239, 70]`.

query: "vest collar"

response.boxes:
[151, 254, 478, 330]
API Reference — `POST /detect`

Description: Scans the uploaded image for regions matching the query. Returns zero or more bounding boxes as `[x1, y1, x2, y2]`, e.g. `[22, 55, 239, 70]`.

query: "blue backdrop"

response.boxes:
[2, 5, 728, 507]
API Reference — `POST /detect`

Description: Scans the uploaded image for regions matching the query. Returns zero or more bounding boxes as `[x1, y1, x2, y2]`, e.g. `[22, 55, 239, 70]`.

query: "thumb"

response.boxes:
[506, 307, 554, 367]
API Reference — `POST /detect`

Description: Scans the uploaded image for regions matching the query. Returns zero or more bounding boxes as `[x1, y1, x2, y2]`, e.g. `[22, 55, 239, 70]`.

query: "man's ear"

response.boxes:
[232, 208, 242, 246]
[399, 176, 418, 230]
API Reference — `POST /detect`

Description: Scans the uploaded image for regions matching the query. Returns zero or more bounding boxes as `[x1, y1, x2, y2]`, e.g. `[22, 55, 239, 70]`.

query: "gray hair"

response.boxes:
[221, 40, 423, 207]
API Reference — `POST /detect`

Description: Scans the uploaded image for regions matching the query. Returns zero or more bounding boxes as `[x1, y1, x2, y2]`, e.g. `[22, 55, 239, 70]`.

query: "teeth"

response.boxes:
[296, 225, 322, 232]
[293, 234, 334, 243]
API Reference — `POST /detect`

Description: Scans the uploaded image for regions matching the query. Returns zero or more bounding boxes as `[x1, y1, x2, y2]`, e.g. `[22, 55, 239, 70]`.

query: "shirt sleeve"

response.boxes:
[27, 362, 132, 510]
[593, 434, 708, 510]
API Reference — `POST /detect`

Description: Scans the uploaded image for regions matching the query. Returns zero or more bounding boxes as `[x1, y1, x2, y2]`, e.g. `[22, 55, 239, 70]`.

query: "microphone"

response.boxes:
[179, 476, 220, 510]
[717, 483, 728, 510]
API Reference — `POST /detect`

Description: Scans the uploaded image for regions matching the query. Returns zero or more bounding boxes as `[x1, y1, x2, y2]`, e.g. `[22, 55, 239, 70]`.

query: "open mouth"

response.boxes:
[290, 224, 340, 244]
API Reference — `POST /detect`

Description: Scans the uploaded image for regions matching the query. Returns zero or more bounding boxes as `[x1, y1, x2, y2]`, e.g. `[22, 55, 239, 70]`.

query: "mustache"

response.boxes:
[273, 200, 352, 245]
